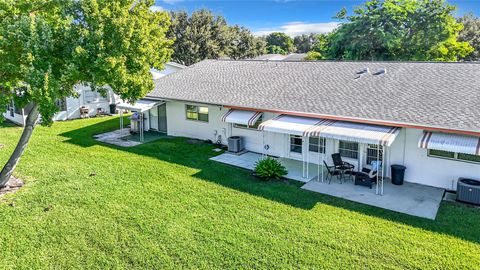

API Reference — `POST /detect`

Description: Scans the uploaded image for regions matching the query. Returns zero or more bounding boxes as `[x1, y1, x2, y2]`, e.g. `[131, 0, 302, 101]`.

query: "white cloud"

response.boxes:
[162, 0, 183, 4]
[149, 5, 164, 12]
[253, 22, 339, 37]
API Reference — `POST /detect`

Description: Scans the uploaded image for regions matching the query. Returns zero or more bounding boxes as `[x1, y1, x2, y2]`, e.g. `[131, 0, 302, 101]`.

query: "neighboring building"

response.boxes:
[3, 62, 185, 126]
[133, 59, 479, 191]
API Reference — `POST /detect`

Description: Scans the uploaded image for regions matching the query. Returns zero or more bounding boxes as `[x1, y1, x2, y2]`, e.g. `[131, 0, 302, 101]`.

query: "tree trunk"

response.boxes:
[0, 103, 39, 187]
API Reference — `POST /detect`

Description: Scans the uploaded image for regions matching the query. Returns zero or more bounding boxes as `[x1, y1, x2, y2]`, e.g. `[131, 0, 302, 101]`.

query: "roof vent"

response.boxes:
[354, 67, 370, 79]
[373, 68, 387, 76]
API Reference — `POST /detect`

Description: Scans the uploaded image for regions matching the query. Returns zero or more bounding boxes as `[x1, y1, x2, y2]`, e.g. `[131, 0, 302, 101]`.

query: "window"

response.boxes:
[428, 149, 455, 159]
[339, 141, 358, 159]
[309, 137, 325, 153]
[233, 115, 263, 130]
[367, 144, 384, 165]
[8, 100, 22, 115]
[290, 135, 303, 154]
[84, 90, 107, 103]
[458, 153, 480, 163]
[7, 101, 14, 117]
[55, 98, 67, 111]
[186, 105, 209, 122]
[428, 149, 480, 164]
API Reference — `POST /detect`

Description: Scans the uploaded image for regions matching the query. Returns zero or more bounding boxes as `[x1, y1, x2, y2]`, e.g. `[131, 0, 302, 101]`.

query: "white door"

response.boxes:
[150, 107, 159, 131]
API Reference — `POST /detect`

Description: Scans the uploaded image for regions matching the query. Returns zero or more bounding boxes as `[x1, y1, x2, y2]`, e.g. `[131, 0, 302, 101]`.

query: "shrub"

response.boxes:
[254, 157, 288, 180]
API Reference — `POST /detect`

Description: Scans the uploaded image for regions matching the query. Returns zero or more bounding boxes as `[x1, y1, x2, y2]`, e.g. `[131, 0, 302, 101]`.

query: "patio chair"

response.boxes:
[354, 168, 378, 189]
[331, 153, 355, 181]
[323, 160, 342, 184]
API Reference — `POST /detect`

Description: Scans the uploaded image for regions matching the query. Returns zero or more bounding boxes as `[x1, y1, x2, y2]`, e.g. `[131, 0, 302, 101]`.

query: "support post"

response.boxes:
[306, 137, 309, 179]
[120, 110, 123, 137]
[321, 138, 324, 182]
[317, 136, 320, 182]
[381, 145, 385, 195]
[376, 143, 380, 195]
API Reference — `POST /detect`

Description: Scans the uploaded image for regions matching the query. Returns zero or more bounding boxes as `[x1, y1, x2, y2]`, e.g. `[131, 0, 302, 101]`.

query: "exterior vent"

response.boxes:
[228, 136, 245, 153]
[457, 177, 480, 205]
[357, 67, 369, 75]
[354, 67, 370, 79]
[373, 68, 387, 75]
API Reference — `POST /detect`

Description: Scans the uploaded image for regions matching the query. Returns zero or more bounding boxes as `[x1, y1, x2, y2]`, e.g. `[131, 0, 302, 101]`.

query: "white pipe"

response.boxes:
[262, 130, 265, 159]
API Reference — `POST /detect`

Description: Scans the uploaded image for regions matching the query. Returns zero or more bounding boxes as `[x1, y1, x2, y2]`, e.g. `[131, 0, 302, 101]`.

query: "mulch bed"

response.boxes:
[0, 176, 24, 197]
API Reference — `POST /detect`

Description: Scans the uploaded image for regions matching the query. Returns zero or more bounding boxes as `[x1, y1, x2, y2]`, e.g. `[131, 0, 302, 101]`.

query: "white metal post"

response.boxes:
[306, 137, 309, 179]
[120, 110, 123, 137]
[317, 136, 320, 182]
[376, 143, 380, 195]
[140, 113, 144, 142]
[321, 138, 324, 182]
[381, 145, 385, 195]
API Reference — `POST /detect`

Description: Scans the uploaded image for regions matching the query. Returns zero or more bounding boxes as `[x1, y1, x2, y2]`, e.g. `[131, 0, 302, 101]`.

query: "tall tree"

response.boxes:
[329, 0, 473, 61]
[0, 0, 173, 186]
[305, 33, 332, 60]
[458, 13, 480, 61]
[227, 25, 265, 60]
[169, 10, 230, 66]
[293, 34, 317, 53]
[265, 32, 294, 54]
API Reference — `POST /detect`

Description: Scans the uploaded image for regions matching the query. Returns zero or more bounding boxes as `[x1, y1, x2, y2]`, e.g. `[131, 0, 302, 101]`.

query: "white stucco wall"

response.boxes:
[52, 85, 115, 121]
[389, 128, 480, 190]
[166, 101, 229, 144]
[165, 100, 480, 190]
[2, 111, 24, 126]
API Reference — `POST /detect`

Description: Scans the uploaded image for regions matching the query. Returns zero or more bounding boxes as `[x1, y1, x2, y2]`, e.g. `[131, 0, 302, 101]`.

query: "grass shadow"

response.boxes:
[58, 117, 480, 244]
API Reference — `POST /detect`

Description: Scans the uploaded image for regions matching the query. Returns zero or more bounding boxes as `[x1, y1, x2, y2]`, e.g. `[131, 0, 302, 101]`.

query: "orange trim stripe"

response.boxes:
[248, 111, 262, 126]
[224, 105, 480, 137]
[221, 109, 235, 122]
[379, 127, 399, 146]
[258, 114, 283, 131]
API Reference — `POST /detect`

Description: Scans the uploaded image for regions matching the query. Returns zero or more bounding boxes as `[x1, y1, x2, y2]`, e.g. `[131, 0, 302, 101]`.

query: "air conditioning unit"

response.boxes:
[228, 136, 244, 153]
[457, 178, 480, 205]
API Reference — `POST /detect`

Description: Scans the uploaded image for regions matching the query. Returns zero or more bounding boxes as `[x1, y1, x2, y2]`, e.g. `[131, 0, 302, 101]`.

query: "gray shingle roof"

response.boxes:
[148, 60, 480, 133]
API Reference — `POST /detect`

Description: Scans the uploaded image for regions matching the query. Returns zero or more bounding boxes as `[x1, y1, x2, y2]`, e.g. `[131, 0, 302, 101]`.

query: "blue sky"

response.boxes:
[152, 0, 480, 36]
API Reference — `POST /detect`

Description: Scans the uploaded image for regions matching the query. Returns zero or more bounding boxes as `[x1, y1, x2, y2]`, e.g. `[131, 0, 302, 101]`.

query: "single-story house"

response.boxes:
[3, 62, 185, 126]
[132, 59, 479, 191]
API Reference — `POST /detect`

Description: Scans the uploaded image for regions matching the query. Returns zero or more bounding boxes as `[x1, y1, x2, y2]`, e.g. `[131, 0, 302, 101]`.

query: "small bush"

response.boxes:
[254, 157, 288, 180]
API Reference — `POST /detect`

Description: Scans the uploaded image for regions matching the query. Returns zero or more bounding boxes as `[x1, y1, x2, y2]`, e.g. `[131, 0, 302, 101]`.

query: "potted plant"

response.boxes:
[253, 157, 288, 181]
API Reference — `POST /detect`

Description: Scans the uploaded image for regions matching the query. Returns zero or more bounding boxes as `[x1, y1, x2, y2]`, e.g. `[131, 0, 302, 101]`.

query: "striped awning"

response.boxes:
[221, 109, 262, 126]
[307, 121, 400, 147]
[116, 99, 164, 112]
[258, 115, 328, 136]
[258, 115, 400, 146]
[419, 131, 480, 155]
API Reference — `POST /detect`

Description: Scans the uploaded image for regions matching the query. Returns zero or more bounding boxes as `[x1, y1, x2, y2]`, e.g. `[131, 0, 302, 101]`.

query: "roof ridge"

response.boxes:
[204, 59, 480, 65]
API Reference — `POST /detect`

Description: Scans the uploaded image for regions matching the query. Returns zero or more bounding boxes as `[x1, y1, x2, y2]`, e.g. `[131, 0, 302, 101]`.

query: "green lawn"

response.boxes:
[0, 117, 479, 269]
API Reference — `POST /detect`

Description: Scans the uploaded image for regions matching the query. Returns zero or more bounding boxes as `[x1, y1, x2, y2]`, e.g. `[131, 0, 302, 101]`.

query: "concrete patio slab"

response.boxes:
[302, 179, 444, 219]
[211, 151, 445, 219]
[210, 152, 318, 182]
[94, 129, 142, 147]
